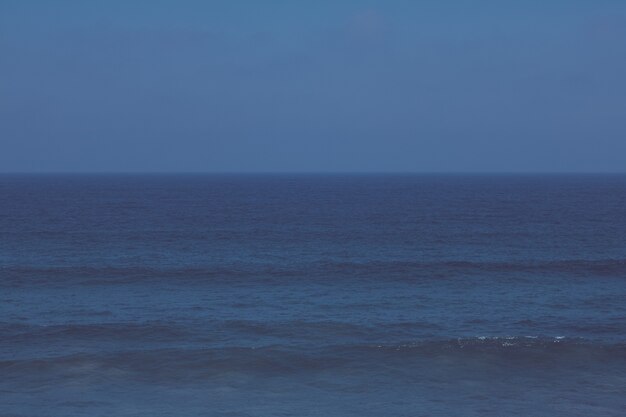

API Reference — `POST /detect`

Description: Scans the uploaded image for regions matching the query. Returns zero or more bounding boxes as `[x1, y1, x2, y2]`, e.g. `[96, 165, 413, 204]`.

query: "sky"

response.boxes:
[1, 0, 625, 172]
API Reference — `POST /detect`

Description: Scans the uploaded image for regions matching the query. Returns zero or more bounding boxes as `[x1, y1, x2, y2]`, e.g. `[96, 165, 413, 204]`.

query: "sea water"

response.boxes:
[1, 174, 625, 416]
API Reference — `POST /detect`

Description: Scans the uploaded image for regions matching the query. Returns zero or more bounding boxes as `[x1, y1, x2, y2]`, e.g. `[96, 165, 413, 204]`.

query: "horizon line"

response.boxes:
[1, 171, 625, 175]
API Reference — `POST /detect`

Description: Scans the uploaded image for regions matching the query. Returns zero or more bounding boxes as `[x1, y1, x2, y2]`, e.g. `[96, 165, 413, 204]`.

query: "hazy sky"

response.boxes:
[1, 1, 625, 172]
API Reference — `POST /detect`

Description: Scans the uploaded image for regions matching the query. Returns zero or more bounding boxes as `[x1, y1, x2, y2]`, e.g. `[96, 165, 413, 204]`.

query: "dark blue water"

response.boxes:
[1, 174, 625, 416]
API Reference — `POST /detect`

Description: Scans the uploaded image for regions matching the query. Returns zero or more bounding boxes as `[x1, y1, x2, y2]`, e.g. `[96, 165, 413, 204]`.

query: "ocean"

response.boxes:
[1, 174, 625, 416]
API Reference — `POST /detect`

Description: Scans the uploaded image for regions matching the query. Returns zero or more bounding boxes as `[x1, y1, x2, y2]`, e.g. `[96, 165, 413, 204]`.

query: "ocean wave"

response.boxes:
[0, 322, 189, 343]
[319, 259, 626, 277]
[0, 320, 444, 351]
[2, 337, 625, 383]
[2, 258, 625, 286]
[218, 319, 442, 338]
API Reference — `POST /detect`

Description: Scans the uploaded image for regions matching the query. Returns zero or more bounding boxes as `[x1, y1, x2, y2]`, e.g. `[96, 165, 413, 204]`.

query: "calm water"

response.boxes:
[1, 174, 625, 416]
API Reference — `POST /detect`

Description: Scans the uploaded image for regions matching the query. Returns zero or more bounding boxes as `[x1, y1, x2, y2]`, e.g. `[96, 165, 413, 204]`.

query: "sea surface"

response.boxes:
[1, 174, 625, 417]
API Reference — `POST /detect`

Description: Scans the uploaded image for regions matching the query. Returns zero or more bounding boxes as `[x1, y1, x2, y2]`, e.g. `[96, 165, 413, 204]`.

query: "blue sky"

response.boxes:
[1, 1, 625, 172]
